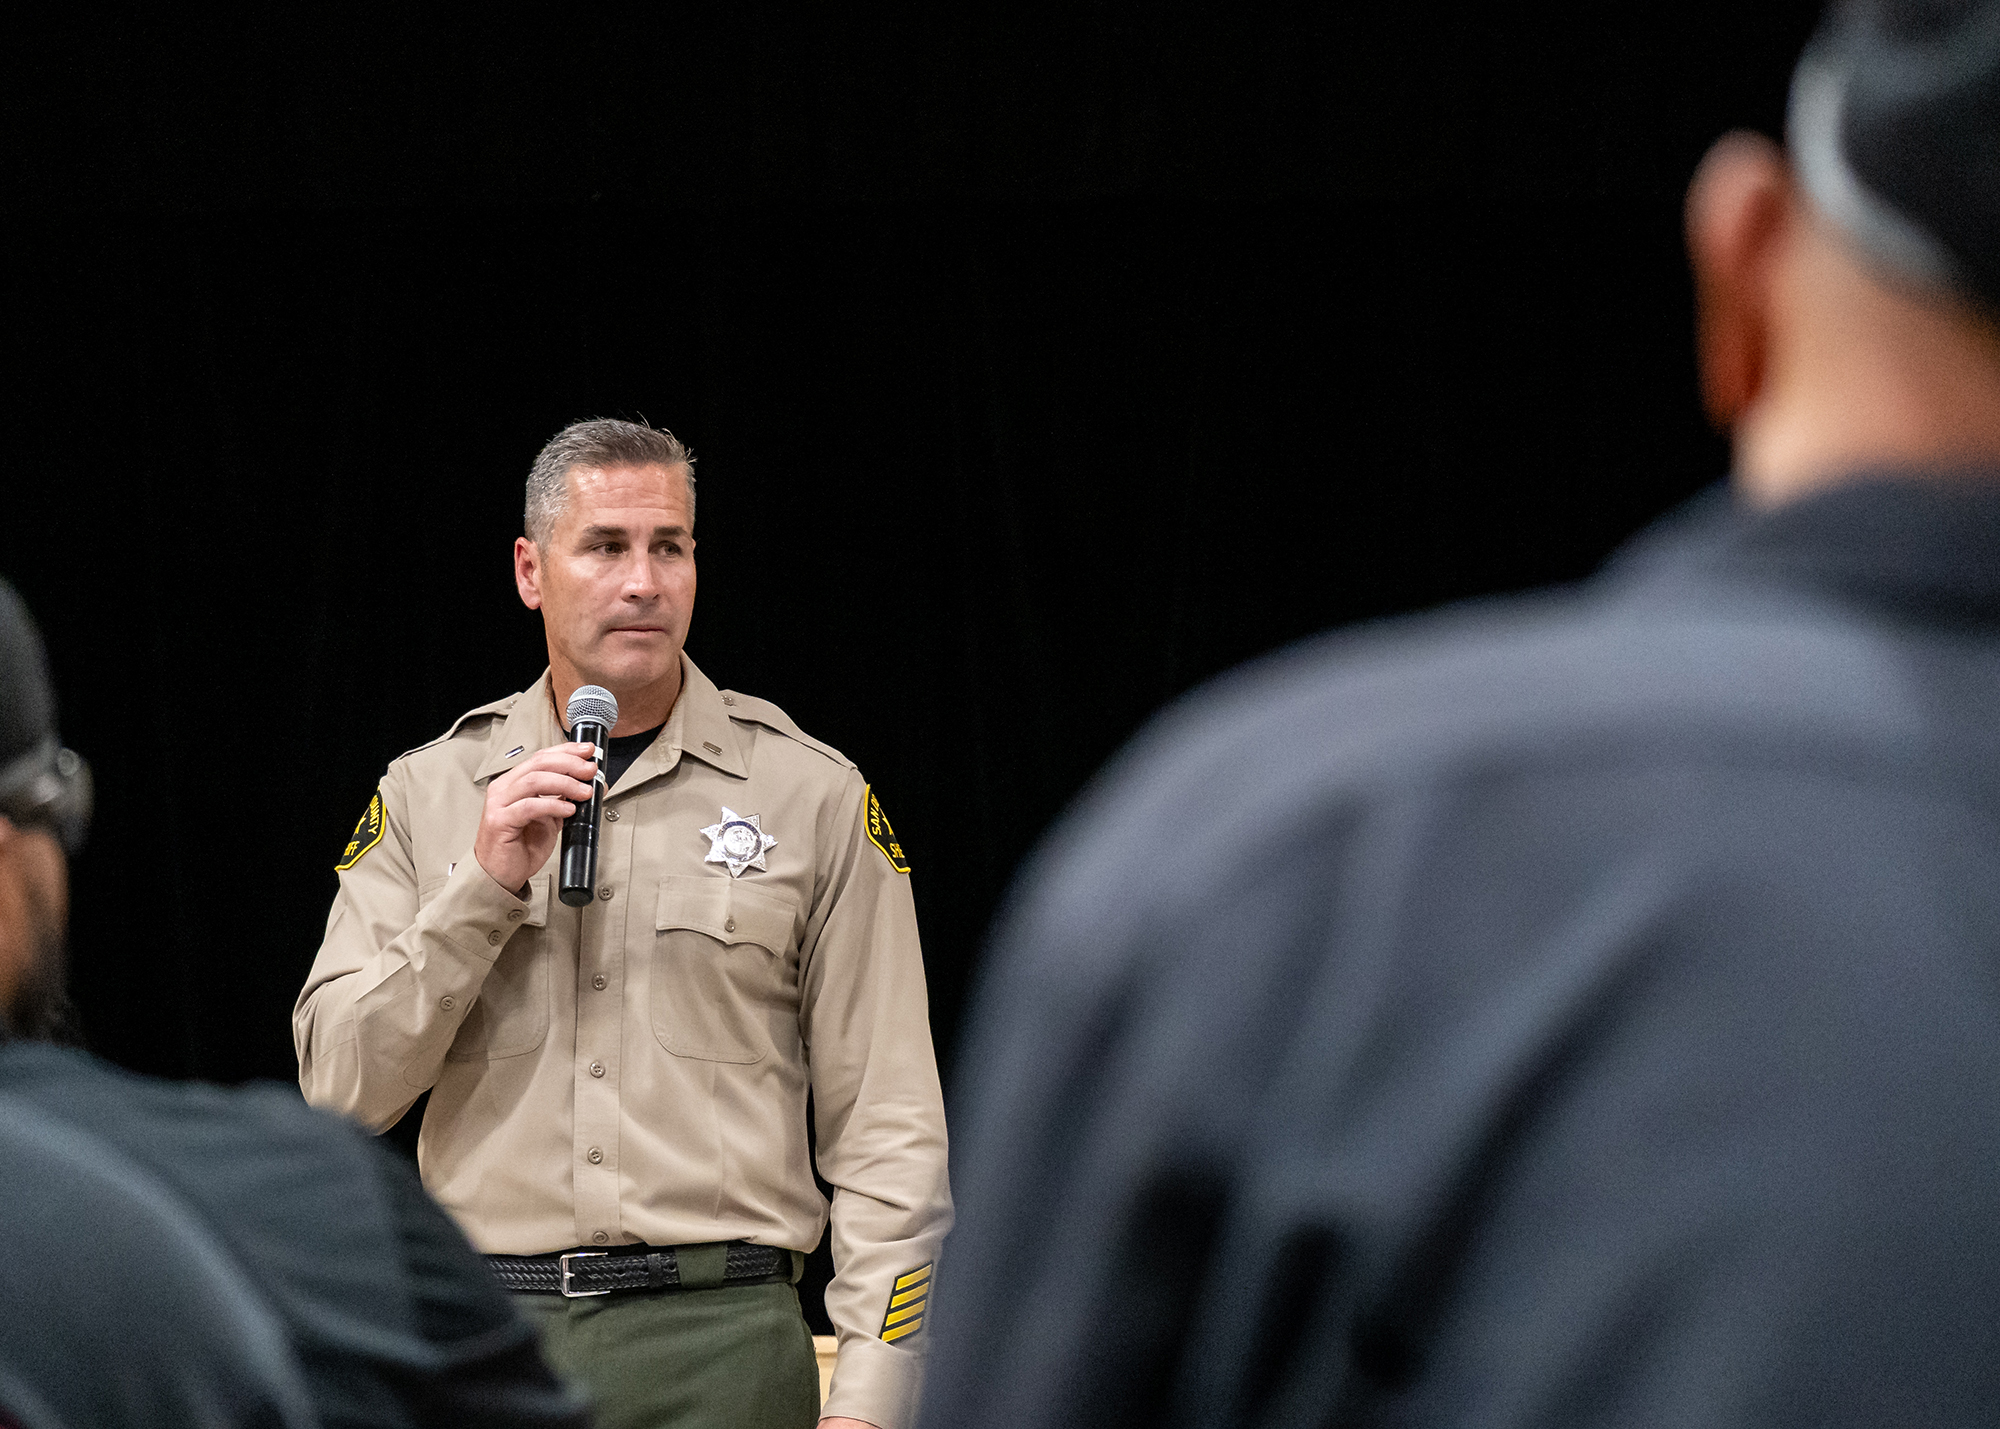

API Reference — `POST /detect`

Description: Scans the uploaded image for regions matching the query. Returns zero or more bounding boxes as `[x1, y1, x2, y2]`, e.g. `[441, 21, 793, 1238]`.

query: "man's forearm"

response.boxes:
[298, 863, 533, 1125]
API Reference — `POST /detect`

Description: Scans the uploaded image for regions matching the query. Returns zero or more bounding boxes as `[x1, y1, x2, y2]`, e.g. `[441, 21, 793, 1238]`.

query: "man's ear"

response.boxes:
[514, 536, 544, 611]
[0, 817, 28, 1017]
[1687, 131, 1795, 430]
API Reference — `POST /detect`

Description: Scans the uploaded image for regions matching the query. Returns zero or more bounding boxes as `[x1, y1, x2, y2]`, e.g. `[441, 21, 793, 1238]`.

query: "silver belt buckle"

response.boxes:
[558, 1250, 610, 1298]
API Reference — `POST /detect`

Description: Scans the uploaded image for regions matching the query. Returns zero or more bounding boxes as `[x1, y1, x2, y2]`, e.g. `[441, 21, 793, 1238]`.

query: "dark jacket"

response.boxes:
[0, 1094, 315, 1429]
[921, 478, 2000, 1428]
[0, 1038, 589, 1429]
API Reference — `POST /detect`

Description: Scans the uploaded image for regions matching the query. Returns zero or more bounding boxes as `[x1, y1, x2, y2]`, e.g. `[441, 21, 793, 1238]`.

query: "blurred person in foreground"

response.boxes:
[0, 580, 589, 1429]
[921, 3, 2000, 1425]
[1, 1094, 316, 1429]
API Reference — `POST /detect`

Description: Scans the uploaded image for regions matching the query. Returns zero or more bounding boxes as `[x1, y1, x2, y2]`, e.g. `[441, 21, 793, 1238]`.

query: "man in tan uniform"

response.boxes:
[295, 418, 950, 1429]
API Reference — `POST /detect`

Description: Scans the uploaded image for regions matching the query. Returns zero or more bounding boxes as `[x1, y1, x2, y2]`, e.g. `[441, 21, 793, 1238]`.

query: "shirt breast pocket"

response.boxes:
[651, 875, 800, 1064]
[432, 873, 553, 1062]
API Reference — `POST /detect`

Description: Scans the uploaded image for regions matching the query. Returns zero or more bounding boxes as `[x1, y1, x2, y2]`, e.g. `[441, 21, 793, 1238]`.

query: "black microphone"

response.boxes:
[559, 685, 619, 908]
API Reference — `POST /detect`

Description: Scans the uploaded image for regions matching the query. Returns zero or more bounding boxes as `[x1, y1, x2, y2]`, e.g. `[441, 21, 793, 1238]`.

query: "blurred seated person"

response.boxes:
[0, 578, 590, 1429]
[0, 1096, 314, 1429]
[921, 2, 2000, 1426]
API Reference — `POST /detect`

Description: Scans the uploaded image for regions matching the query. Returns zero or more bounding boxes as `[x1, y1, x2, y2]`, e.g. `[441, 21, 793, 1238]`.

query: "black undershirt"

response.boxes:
[561, 721, 664, 790]
[601, 722, 664, 788]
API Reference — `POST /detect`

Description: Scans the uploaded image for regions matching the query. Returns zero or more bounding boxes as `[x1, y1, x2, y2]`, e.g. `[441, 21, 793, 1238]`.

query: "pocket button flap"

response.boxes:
[655, 876, 794, 953]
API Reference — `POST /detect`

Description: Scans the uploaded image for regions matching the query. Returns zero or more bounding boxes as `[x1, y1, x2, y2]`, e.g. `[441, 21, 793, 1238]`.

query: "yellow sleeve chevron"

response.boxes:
[881, 1263, 934, 1341]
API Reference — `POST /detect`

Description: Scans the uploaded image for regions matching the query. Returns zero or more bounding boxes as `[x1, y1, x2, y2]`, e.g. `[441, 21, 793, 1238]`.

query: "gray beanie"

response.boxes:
[0, 581, 55, 767]
[1790, 0, 2000, 317]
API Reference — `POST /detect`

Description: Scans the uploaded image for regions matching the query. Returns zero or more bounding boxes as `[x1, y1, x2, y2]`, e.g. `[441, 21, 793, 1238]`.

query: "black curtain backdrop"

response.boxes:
[0, 4, 1822, 1330]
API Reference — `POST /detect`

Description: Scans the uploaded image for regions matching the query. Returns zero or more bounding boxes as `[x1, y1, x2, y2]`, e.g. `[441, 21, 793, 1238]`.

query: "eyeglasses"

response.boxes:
[0, 739, 93, 855]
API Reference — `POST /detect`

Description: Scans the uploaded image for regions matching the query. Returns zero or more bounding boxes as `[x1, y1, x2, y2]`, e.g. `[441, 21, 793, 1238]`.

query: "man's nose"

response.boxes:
[620, 552, 660, 598]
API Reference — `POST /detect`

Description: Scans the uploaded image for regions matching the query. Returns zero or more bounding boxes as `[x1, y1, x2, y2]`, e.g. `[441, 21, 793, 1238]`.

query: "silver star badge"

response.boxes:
[699, 808, 777, 878]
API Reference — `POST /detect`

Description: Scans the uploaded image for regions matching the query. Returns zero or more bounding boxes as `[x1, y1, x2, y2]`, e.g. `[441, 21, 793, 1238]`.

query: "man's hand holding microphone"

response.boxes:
[472, 687, 619, 900]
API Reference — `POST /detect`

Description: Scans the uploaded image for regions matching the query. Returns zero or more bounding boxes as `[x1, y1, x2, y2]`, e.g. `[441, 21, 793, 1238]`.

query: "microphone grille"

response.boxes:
[565, 685, 620, 732]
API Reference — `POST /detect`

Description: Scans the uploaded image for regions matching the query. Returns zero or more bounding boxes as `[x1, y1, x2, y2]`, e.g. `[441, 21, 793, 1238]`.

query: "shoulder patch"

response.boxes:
[720, 690, 856, 770]
[864, 786, 911, 874]
[881, 1262, 932, 1342]
[336, 790, 386, 871]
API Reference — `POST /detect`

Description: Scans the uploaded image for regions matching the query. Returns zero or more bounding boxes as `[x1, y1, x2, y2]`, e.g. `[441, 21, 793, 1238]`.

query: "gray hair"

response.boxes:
[524, 418, 696, 546]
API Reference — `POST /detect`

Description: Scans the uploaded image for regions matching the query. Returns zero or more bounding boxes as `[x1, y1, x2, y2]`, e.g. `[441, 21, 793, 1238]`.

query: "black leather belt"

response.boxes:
[488, 1241, 791, 1297]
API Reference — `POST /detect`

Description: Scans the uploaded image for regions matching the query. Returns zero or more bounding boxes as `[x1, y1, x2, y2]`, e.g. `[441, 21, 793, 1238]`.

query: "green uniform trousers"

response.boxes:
[515, 1274, 820, 1429]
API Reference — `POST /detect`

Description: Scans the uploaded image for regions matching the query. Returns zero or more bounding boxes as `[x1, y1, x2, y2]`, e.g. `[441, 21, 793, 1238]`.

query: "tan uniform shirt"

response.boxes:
[294, 655, 951, 1429]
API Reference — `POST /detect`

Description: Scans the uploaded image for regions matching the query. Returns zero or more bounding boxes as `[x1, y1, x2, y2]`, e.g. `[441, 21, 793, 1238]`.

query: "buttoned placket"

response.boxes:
[572, 789, 632, 1250]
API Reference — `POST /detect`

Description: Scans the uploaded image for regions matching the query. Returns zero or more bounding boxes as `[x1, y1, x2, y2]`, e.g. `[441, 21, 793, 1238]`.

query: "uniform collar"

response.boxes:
[1611, 469, 2000, 630]
[474, 676, 561, 785]
[614, 654, 748, 794]
[472, 655, 748, 788]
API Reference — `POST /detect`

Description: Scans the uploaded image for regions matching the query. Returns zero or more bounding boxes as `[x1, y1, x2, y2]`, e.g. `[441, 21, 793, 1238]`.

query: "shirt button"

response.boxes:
[587, 1147, 604, 1164]
[592, 974, 607, 990]
[486, 929, 503, 946]
[598, 886, 614, 902]
[592, 1230, 609, 1244]
[605, 808, 621, 823]
[724, 917, 736, 934]
[589, 1061, 605, 1078]
[507, 909, 524, 922]
[439, 995, 456, 1011]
